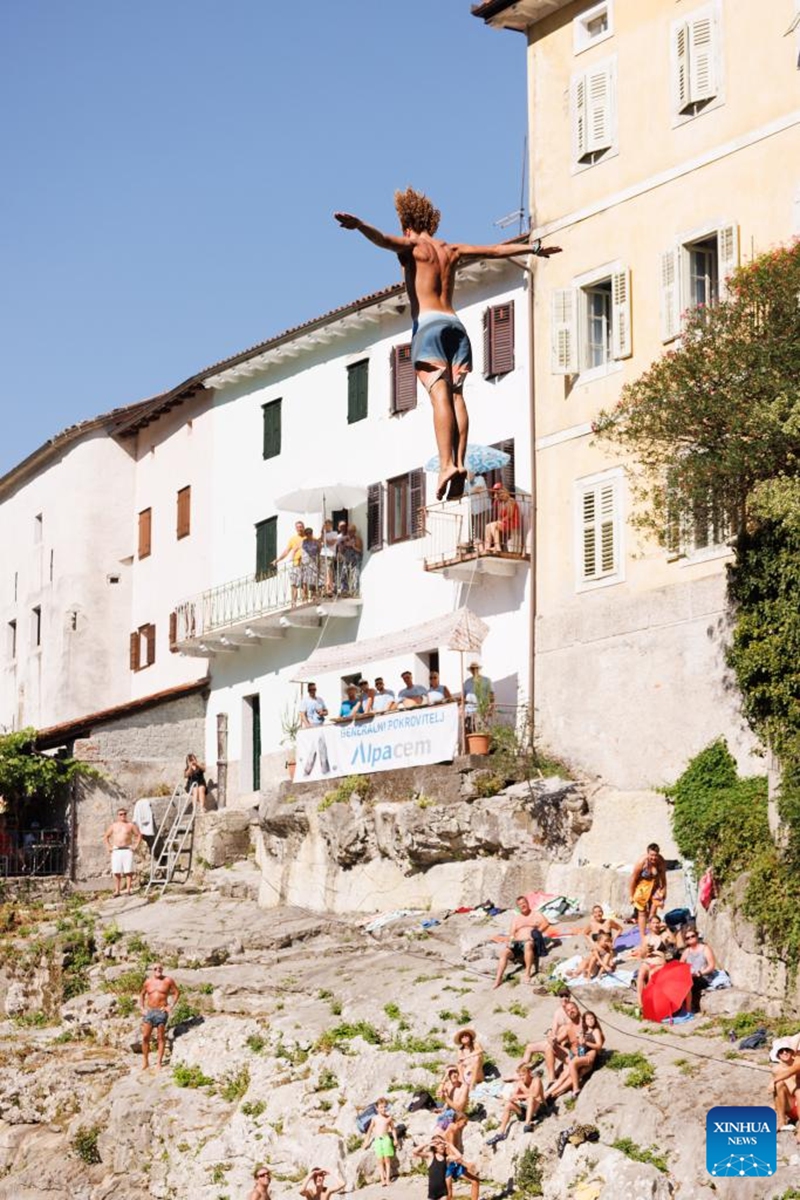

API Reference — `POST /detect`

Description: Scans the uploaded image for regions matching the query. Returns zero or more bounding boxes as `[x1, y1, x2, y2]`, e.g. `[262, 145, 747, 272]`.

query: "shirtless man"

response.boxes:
[771, 1046, 800, 1138]
[485, 1062, 545, 1144]
[438, 1064, 470, 1118]
[335, 190, 559, 500]
[138, 962, 179, 1070]
[630, 843, 668, 947]
[103, 807, 142, 896]
[493, 895, 557, 988]
[444, 1114, 480, 1200]
[299, 1167, 346, 1200]
[521, 992, 582, 1086]
[249, 1165, 273, 1200]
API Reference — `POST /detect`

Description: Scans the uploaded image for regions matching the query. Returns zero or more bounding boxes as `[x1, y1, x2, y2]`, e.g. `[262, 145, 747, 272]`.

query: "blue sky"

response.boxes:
[0, 1, 526, 474]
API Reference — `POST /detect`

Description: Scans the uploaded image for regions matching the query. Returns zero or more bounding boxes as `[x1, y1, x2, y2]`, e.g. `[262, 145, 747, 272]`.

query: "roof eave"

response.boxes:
[471, 0, 571, 32]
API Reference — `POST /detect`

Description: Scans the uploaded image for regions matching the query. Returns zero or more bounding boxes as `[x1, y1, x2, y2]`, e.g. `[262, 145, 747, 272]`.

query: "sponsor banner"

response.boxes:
[706, 1106, 776, 1178]
[295, 704, 460, 782]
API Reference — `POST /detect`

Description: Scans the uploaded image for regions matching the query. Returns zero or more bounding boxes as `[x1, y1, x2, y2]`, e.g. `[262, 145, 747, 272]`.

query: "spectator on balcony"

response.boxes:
[398, 669, 428, 708]
[371, 677, 397, 714]
[357, 679, 375, 713]
[463, 662, 494, 730]
[300, 527, 321, 600]
[339, 524, 363, 595]
[320, 519, 339, 596]
[484, 484, 521, 554]
[274, 520, 306, 606]
[467, 473, 491, 548]
[300, 683, 328, 728]
[428, 670, 452, 704]
[339, 683, 366, 719]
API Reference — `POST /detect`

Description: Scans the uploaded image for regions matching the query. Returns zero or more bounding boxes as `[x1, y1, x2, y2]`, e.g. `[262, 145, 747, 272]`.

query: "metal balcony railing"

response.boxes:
[422, 490, 532, 572]
[175, 560, 361, 644]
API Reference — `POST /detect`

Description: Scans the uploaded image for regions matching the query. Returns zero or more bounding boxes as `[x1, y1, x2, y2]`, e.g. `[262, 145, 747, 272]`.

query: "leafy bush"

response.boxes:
[105, 967, 147, 995]
[386, 1032, 445, 1055]
[219, 1066, 250, 1102]
[501, 1030, 525, 1059]
[316, 1068, 339, 1091]
[317, 1021, 382, 1051]
[72, 1125, 102, 1164]
[169, 997, 201, 1027]
[102, 923, 122, 945]
[173, 1063, 214, 1088]
[246, 1033, 267, 1054]
[241, 1099, 266, 1118]
[117, 995, 135, 1018]
[514, 1146, 543, 1198]
[612, 1138, 668, 1173]
[606, 1051, 655, 1087]
[319, 775, 371, 812]
[346, 1134, 364, 1153]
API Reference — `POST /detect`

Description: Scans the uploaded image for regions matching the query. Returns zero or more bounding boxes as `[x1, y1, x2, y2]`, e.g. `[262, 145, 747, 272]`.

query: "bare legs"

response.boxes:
[426, 374, 468, 500]
[141, 1021, 166, 1069]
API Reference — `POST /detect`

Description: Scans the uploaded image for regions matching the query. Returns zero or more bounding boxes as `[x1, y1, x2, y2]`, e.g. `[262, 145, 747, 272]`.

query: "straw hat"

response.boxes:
[454, 1027, 477, 1046]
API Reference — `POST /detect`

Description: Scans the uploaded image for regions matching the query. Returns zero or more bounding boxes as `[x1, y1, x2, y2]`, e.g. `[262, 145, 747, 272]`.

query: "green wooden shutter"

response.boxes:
[255, 516, 278, 580]
[262, 399, 282, 460]
[347, 360, 369, 424]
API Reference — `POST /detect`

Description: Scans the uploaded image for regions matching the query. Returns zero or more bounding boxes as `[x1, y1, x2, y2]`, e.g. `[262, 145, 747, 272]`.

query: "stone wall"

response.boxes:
[72, 690, 206, 881]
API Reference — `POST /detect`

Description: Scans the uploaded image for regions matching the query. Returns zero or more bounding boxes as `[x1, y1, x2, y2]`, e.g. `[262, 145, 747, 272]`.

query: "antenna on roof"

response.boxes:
[493, 135, 529, 237]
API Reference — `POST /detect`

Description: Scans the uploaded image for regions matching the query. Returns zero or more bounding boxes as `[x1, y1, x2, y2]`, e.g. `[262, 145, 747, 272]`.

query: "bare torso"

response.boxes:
[400, 234, 460, 321]
[142, 977, 175, 1011]
[106, 819, 139, 849]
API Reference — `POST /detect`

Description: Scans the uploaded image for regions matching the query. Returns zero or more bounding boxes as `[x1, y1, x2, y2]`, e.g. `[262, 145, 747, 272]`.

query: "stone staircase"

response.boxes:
[544, 785, 688, 915]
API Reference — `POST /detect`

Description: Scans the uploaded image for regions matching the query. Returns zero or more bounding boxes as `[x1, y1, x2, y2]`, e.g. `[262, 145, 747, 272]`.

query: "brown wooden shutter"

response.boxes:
[138, 508, 152, 559]
[169, 611, 178, 651]
[391, 344, 417, 414]
[367, 483, 383, 551]
[499, 438, 516, 493]
[176, 487, 191, 539]
[484, 302, 515, 377]
[144, 624, 156, 667]
[410, 468, 425, 539]
[129, 630, 140, 672]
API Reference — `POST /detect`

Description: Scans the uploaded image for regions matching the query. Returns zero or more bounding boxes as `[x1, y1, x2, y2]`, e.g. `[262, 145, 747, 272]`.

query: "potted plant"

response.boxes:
[465, 682, 493, 756]
[280, 705, 302, 780]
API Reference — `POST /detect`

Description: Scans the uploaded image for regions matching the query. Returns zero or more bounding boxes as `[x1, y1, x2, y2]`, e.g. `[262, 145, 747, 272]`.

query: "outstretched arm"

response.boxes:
[453, 239, 561, 262]
[334, 213, 408, 254]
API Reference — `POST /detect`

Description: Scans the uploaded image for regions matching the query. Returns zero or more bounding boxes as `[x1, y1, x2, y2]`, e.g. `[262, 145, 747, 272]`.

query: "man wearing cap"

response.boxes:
[463, 662, 494, 730]
[397, 670, 428, 708]
[770, 1040, 800, 1135]
[339, 684, 365, 719]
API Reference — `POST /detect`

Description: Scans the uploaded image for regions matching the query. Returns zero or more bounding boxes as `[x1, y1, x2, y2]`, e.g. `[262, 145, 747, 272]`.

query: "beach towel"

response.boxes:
[614, 928, 641, 952]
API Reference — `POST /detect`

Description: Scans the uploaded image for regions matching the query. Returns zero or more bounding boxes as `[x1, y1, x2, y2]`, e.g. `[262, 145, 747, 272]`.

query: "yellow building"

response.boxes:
[474, 0, 800, 785]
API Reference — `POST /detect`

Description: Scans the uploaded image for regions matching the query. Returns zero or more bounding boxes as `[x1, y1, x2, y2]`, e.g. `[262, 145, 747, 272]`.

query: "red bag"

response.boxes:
[698, 868, 717, 910]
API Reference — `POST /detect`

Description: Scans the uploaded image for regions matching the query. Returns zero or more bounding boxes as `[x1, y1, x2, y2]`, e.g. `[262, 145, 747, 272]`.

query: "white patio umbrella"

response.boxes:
[275, 482, 366, 516]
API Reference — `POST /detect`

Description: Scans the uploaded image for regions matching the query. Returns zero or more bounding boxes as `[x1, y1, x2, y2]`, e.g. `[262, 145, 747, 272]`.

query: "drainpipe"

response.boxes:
[526, 258, 538, 750]
[216, 713, 228, 810]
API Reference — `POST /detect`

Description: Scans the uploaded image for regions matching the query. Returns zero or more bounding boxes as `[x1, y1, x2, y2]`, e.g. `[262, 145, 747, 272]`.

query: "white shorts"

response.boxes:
[111, 848, 135, 875]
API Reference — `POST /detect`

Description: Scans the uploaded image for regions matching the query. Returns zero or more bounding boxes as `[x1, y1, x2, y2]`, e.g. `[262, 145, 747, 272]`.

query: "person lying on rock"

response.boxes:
[492, 895, 557, 988]
[250, 1165, 272, 1200]
[770, 1046, 800, 1138]
[363, 1097, 397, 1187]
[546, 1011, 605, 1100]
[566, 930, 615, 980]
[300, 1167, 346, 1200]
[485, 1062, 546, 1144]
[444, 1114, 480, 1200]
[521, 991, 581, 1085]
[413, 1133, 476, 1200]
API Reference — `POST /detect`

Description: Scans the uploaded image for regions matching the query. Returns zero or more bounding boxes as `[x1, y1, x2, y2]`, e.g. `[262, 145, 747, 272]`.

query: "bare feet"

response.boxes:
[447, 470, 467, 500]
[437, 466, 459, 501]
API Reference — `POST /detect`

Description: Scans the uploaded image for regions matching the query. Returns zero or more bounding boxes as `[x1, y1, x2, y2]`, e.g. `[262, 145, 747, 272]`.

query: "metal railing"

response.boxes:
[175, 559, 361, 643]
[423, 491, 532, 571]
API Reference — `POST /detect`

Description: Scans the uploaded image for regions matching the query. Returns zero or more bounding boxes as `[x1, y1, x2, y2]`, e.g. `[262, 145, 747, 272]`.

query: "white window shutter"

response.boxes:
[551, 288, 578, 374]
[676, 22, 690, 111]
[586, 66, 612, 153]
[581, 481, 618, 581]
[572, 75, 588, 162]
[717, 224, 739, 299]
[611, 267, 632, 359]
[599, 483, 616, 574]
[582, 489, 597, 579]
[659, 248, 681, 343]
[688, 15, 716, 103]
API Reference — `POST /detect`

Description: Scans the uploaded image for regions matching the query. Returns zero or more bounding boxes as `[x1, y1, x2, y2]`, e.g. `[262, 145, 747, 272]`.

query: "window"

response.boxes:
[390, 345, 417, 414]
[367, 483, 384, 551]
[347, 359, 369, 424]
[387, 469, 425, 545]
[666, 475, 735, 559]
[576, 470, 624, 589]
[484, 439, 516, 493]
[262, 398, 282, 459]
[660, 225, 739, 342]
[571, 57, 616, 169]
[551, 267, 631, 374]
[34, 513, 43, 544]
[138, 508, 152, 559]
[31, 605, 42, 648]
[574, 1, 613, 53]
[176, 486, 191, 540]
[672, 5, 721, 121]
[255, 516, 278, 581]
[129, 623, 156, 671]
[483, 302, 515, 378]
[7, 620, 16, 661]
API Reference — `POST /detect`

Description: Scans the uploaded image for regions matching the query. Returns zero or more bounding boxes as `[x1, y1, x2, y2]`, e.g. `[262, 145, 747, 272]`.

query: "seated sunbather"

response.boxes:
[485, 1063, 545, 1144]
[547, 1011, 605, 1099]
[566, 930, 615, 979]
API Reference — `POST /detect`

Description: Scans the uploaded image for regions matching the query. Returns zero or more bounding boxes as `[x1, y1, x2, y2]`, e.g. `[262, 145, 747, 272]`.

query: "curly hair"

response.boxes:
[394, 187, 440, 235]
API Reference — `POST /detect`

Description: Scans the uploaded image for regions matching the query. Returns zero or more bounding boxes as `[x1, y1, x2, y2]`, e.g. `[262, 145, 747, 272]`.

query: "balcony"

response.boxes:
[422, 490, 532, 581]
[174, 563, 361, 656]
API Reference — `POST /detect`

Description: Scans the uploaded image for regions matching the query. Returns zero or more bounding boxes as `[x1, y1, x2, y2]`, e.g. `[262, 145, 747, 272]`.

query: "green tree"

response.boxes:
[0, 727, 102, 811]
